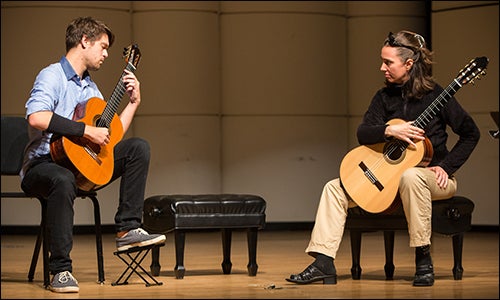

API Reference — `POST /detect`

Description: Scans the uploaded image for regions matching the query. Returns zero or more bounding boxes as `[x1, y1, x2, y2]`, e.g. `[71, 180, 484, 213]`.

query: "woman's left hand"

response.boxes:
[428, 166, 448, 189]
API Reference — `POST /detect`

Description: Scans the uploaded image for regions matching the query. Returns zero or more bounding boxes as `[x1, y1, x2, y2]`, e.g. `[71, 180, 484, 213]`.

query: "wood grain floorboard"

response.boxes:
[1, 230, 498, 299]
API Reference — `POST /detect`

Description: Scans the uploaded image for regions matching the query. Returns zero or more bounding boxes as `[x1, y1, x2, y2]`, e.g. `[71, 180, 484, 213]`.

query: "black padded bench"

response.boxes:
[142, 194, 266, 279]
[345, 196, 474, 280]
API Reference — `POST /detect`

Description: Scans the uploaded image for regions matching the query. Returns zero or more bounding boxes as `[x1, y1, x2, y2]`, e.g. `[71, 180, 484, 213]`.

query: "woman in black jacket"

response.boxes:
[286, 30, 480, 287]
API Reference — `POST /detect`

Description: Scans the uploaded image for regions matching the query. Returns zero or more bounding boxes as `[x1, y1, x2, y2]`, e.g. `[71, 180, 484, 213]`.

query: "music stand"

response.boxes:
[489, 111, 499, 139]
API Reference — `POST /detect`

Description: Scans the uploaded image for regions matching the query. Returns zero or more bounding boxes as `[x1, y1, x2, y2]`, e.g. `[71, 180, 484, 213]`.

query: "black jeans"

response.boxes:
[21, 137, 150, 275]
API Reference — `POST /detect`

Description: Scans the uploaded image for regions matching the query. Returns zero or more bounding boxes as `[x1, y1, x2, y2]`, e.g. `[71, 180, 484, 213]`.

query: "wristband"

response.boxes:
[47, 113, 85, 137]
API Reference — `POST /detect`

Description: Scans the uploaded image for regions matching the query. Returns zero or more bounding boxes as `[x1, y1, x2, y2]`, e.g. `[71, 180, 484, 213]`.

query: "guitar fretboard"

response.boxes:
[413, 80, 461, 130]
[98, 62, 137, 128]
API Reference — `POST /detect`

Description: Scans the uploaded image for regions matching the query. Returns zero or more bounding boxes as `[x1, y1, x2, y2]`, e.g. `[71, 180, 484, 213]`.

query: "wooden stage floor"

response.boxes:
[1, 229, 498, 299]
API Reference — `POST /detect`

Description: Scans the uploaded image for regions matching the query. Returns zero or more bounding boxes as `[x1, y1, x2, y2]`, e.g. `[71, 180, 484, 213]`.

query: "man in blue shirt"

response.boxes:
[21, 16, 166, 293]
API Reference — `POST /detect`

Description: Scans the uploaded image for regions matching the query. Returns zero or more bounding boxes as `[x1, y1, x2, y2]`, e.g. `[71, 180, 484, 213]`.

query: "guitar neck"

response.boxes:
[98, 62, 137, 128]
[412, 79, 462, 130]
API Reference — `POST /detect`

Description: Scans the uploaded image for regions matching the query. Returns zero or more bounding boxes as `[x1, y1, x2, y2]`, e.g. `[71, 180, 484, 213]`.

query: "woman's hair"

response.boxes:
[65, 17, 115, 52]
[384, 30, 435, 99]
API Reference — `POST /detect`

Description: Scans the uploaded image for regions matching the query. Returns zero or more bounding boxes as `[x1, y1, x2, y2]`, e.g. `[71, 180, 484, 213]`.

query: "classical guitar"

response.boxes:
[339, 56, 488, 213]
[50, 44, 142, 191]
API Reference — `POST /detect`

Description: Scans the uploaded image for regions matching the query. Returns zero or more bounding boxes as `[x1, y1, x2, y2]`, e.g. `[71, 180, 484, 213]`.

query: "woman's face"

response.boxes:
[380, 46, 413, 85]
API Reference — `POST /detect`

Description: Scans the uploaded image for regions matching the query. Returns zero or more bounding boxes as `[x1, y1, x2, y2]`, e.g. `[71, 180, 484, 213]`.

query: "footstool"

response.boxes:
[143, 194, 266, 279]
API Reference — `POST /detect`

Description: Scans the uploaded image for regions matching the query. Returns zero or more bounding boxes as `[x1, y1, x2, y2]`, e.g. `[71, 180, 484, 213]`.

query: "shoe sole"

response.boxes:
[413, 280, 434, 287]
[49, 286, 79, 293]
[413, 273, 434, 286]
[117, 235, 166, 251]
[286, 275, 337, 285]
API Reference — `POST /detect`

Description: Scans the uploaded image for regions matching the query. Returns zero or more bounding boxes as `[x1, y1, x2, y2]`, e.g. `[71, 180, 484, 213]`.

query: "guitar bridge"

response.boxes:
[359, 161, 384, 191]
[84, 145, 102, 165]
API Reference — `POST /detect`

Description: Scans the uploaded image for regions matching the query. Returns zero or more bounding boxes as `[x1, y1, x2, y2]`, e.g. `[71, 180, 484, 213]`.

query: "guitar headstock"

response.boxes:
[123, 44, 141, 68]
[456, 56, 488, 86]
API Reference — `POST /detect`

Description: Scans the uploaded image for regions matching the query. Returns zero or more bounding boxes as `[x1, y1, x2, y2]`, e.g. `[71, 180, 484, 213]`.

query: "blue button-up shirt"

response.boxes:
[21, 56, 104, 178]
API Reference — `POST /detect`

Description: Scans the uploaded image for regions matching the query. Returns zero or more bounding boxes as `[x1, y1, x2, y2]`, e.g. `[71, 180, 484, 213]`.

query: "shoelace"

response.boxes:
[133, 228, 149, 235]
[57, 271, 78, 284]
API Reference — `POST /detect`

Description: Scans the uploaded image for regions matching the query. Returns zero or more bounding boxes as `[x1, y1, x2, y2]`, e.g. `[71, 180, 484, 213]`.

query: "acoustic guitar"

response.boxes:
[50, 44, 142, 191]
[339, 56, 488, 213]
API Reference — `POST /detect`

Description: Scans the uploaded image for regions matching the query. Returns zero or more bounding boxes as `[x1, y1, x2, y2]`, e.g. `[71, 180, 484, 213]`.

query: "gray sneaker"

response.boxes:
[49, 271, 79, 293]
[116, 228, 166, 251]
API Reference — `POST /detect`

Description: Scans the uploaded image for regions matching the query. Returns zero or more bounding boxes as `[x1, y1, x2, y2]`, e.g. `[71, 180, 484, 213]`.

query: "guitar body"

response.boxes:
[50, 97, 124, 191]
[339, 118, 433, 213]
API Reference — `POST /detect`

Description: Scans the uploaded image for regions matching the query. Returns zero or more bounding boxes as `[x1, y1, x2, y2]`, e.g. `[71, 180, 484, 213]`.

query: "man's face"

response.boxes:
[84, 34, 110, 71]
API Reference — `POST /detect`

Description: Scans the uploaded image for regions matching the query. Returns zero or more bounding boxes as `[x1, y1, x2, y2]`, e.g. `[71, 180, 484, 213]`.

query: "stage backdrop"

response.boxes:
[1, 1, 498, 227]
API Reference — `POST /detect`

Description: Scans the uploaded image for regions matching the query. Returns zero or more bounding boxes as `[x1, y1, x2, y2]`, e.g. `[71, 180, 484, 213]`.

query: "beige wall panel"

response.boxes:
[1, 176, 42, 225]
[2, 1, 498, 227]
[132, 11, 220, 115]
[221, 13, 347, 115]
[432, 6, 498, 113]
[1, 198, 42, 226]
[432, 4, 499, 226]
[347, 17, 427, 119]
[445, 113, 499, 225]
[1, 1, 132, 10]
[347, 116, 363, 147]
[134, 116, 221, 197]
[1, 5, 131, 115]
[432, 1, 497, 11]
[222, 116, 348, 222]
[0, 194, 110, 225]
[347, 1, 427, 16]
[132, 1, 219, 11]
[220, 1, 346, 14]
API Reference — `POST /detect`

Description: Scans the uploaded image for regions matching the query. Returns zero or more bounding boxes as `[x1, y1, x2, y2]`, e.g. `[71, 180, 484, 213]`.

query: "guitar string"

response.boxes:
[99, 68, 131, 126]
[97, 62, 137, 128]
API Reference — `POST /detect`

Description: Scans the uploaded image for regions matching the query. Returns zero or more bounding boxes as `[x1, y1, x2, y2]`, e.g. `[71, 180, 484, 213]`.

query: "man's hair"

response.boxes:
[65, 16, 115, 52]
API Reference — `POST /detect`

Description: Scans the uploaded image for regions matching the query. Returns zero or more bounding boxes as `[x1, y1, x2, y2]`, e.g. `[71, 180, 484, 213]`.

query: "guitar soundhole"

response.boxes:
[94, 116, 104, 128]
[383, 141, 406, 164]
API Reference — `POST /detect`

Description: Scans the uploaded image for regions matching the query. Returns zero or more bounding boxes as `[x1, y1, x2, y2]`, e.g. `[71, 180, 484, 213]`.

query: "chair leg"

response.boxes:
[452, 233, 464, 280]
[246, 227, 258, 276]
[42, 205, 50, 288]
[28, 198, 50, 288]
[174, 230, 186, 279]
[87, 195, 105, 284]
[383, 231, 396, 280]
[28, 198, 44, 282]
[221, 228, 233, 274]
[350, 230, 362, 280]
[28, 225, 43, 282]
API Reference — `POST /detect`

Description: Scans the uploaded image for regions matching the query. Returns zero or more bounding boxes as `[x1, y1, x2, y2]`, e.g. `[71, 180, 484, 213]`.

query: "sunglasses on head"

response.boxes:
[387, 32, 424, 52]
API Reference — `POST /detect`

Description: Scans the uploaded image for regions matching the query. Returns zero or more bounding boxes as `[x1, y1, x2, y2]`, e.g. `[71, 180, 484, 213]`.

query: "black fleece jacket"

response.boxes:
[356, 84, 480, 176]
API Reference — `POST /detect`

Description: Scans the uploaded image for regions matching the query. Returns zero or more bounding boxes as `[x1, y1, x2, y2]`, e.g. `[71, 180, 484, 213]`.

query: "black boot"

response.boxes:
[413, 245, 434, 286]
[286, 254, 337, 284]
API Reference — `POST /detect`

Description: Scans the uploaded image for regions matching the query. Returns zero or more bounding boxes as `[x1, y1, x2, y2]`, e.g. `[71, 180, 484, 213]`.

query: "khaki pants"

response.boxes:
[305, 167, 457, 258]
